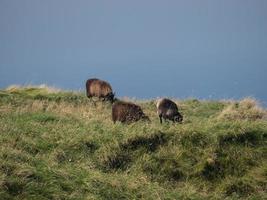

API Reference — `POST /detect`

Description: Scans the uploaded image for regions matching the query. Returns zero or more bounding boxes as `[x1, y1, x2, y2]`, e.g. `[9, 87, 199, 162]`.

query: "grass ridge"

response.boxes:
[0, 86, 266, 199]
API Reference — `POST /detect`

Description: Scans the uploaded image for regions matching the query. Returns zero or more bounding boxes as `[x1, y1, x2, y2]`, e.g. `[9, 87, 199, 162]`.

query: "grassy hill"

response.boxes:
[0, 85, 266, 200]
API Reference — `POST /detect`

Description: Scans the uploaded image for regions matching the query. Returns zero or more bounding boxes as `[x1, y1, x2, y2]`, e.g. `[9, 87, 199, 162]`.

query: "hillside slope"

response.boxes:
[0, 86, 266, 200]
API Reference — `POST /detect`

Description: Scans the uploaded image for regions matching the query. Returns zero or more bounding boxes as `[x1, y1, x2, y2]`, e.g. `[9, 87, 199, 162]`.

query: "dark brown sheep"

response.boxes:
[86, 78, 114, 102]
[112, 101, 150, 123]
[156, 98, 183, 124]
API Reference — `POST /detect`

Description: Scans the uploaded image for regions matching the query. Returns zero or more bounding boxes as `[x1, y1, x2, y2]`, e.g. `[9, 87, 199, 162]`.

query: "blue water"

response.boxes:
[1, 64, 266, 106]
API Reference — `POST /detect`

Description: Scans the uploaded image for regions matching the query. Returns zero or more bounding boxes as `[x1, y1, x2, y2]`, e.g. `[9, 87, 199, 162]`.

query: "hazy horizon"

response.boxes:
[1, 1, 267, 104]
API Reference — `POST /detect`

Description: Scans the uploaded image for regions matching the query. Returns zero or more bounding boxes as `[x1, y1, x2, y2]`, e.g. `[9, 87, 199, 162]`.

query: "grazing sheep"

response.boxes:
[86, 78, 114, 102]
[112, 101, 150, 123]
[156, 98, 183, 124]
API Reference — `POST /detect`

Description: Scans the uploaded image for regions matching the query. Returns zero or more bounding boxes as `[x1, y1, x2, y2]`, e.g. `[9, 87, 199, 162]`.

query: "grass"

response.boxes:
[0, 85, 266, 199]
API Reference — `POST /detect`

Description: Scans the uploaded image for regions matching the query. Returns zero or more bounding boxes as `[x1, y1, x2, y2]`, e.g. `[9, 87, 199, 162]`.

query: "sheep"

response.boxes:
[86, 78, 114, 102]
[156, 98, 183, 124]
[112, 101, 150, 123]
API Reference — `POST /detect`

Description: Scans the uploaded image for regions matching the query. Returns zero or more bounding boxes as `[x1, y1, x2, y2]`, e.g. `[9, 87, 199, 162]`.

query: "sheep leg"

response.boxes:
[159, 115, 163, 124]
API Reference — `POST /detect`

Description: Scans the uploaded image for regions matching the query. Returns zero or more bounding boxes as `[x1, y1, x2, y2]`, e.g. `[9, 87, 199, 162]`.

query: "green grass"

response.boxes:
[0, 86, 266, 199]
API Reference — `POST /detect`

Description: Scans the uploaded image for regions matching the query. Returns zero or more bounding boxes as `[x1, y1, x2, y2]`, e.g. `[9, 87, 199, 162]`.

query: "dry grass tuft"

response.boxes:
[218, 97, 266, 120]
[6, 84, 61, 93]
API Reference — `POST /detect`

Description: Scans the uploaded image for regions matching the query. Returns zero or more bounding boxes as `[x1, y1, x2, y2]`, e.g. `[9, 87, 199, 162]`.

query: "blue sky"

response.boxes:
[0, 0, 266, 103]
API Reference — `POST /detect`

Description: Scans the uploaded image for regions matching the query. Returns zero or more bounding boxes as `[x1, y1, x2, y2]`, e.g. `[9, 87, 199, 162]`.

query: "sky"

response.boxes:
[0, 0, 267, 104]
